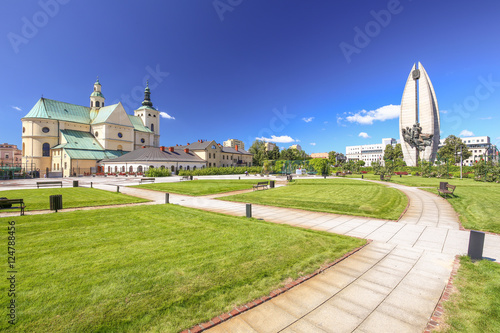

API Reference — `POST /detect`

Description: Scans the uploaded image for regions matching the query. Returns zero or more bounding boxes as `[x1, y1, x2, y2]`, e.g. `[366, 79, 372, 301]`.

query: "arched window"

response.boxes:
[96, 101, 100, 107]
[193, 166, 197, 171]
[137, 166, 143, 173]
[108, 166, 111, 173]
[171, 166, 175, 172]
[90, 101, 93, 107]
[42, 143, 50, 157]
[179, 165, 183, 170]
[160, 165, 165, 169]
[22, 143, 25, 156]
[151, 124, 154, 132]
[121, 166, 125, 172]
[187, 166, 190, 170]
[129, 166, 133, 173]
[114, 166, 118, 173]
[102, 102, 104, 107]
[117, 145, 123, 151]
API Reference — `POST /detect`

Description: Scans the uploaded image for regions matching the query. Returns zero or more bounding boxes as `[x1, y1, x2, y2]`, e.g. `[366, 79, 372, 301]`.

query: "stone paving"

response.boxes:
[1, 175, 499, 332]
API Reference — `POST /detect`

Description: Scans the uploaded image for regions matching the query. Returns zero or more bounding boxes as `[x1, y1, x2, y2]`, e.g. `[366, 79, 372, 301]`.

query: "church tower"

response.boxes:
[90, 78, 105, 110]
[134, 82, 160, 147]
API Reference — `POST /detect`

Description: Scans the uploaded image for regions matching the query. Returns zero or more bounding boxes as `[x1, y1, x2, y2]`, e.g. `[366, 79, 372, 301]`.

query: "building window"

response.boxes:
[57, 163, 59, 170]
[171, 166, 175, 172]
[42, 143, 50, 157]
[5, 154, 9, 159]
[141, 138, 145, 143]
[121, 166, 125, 172]
[96, 101, 100, 107]
[138, 166, 143, 173]
[179, 165, 183, 170]
[102, 102, 104, 107]
[117, 145, 123, 151]
[42, 127, 50, 133]
[95, 131, 98, 137]
[91, 101, 93, 107]
[209, 163, 211, 167]
[212, 145, 216, 149]
[115, 166, 118, 173]
[148, 114, 151, 116]
[23, 127, 25, 133]
[213, 153, 216, 159]
[193, 166, 197, 171]
[151, 124, 154, 131]
[22, 143, 25, 156]
[187, 166, 190, 170]
[64, 162, 67, 170]
[118, 132, 123, 138]
[160, 165, 165, 169]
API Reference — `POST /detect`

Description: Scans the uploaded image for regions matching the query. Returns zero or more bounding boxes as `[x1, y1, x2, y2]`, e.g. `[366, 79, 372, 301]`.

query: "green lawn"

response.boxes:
[441, 256, 500, 332]
[131, 179, 258, 196]
[421, 182, 500, 234]
[221, 179, 408, 220]
[0, 204, 365, 332]
[343, 173, 481, 187]
[0, 187, 149, 211]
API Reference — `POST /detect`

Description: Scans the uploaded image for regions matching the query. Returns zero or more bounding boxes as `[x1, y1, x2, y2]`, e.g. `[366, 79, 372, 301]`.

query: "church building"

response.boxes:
[21, 79, 160, 177]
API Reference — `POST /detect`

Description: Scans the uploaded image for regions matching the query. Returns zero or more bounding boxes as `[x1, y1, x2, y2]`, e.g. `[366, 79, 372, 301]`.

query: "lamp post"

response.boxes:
[460, 146, 463, 180]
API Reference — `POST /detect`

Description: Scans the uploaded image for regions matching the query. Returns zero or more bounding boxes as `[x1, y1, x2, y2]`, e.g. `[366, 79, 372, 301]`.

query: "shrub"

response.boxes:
[146, 168, 172, 177]
[178, 166, 261, 176]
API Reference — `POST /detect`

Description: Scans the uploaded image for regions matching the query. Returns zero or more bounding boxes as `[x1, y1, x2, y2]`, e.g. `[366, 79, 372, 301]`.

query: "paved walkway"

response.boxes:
[2, 176, 499, 332]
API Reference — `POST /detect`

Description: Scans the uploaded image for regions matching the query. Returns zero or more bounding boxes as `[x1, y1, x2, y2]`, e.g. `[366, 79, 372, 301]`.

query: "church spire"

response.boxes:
[141, 81, 155, 109]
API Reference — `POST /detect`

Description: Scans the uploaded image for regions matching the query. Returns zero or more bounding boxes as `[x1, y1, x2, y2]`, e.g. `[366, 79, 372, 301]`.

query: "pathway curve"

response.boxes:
[2, 176, 500, 332]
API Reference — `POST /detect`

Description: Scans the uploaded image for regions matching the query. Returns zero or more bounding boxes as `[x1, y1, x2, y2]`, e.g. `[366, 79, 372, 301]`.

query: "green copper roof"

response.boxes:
[54, 129, 104, 150]
[91, 104, 118, 124]
[64, 149, 127, 160]
[94, 78, 101, 85]
[90, 91, 105, 98]
[23, 98, 91, 124]
[135, 105, 157, 111]
[128, 115, 153, 133]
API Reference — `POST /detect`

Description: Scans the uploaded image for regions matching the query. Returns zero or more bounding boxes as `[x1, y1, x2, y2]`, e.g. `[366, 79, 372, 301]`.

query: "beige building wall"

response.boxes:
[223, 139, 245, 150]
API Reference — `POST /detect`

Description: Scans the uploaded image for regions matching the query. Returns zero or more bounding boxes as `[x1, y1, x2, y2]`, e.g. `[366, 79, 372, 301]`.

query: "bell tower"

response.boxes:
[134, 81, 160, 147]
[90, 77, 105, 110]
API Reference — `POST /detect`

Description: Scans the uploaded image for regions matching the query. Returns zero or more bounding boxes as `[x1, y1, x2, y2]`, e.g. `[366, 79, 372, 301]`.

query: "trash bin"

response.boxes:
[0, 197, 12, 209]
[50, 195, 63, 212]
[270, 180, 275, 188]
[73, 180, 79, 187]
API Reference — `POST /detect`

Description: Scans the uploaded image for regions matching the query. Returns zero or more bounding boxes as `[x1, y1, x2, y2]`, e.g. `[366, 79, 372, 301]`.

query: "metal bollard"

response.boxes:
[468, 230, 485, 260]
[165, 193, 170, 204]
[246, 204, 252, 218]
[90, 182, 93, 188]
[362, 175, 364, 179]
[116, 185, 120, 193]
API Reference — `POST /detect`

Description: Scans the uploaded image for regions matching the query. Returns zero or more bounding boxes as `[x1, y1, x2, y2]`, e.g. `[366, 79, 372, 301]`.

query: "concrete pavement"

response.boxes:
[1, 175, 498, 332]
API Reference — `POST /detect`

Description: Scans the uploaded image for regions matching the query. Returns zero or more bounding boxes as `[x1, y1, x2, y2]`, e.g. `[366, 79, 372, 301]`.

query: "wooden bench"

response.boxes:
[253, 181, 269, 191]
[336, 172, 346, 177]
[0, 199, 25, 216]
[37, 181, 63, 188]
[139, 177, 155, 184]
[438, 184, 456, 199]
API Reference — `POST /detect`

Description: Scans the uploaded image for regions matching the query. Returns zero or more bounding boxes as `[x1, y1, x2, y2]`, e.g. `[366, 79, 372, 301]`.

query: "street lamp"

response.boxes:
[459, 146, 463, 180]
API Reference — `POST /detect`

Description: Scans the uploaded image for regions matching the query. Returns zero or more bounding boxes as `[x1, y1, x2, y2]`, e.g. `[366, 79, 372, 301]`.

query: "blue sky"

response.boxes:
[1, 0, 499, 154]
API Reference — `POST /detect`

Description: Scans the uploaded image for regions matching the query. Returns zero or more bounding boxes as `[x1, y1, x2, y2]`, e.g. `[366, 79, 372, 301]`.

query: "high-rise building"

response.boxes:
[223, 139, 245, 150]
[346, 138, 397, 166]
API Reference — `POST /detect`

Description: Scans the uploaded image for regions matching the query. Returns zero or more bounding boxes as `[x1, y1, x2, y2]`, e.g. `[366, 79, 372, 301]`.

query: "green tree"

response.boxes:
[249, 140, 266, 166]
[267, 146, 280, 160]
[393, 143, 403, 159]
[328, 151, 337, 165]
[383, 144, 395, 161]
[438, 135, 472, 164]
[309, 158, 329, 175]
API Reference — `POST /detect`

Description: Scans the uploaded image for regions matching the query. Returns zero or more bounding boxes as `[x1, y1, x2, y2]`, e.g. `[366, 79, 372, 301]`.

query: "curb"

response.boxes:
[424, 255, 461, 332]
[180, 239, 373, 333]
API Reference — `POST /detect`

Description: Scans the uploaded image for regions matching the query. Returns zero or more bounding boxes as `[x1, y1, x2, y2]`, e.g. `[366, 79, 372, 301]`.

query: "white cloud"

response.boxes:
[358, 132, 371, 139]
[480, 116, 493, 120]
[302, 117, 314, 123]
[310, 142, 316, 146]
[346, 104, 400, 125]
[460, 130, 474, 137]
[440, 110, 448, 114]
[255, 135, 296, 143]
[160, 112, 175, 120]
[11, 106, 22, 111]
[323, 121, 328, 124]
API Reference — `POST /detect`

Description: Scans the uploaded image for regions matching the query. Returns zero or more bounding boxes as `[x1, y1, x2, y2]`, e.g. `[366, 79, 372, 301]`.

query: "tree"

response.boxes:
[383, 144, 395, 161]
[393, 143, 403, 160]
[328, 151, 337, 165]
[267, 146, 280, 160]
[309, 158, 329, 175]
[249, 140, 267, 166]
[438, 135, 472, 164]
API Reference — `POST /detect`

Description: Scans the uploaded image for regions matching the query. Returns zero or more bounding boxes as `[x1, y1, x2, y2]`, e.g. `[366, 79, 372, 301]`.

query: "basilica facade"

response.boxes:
[21, 79, 160, 177]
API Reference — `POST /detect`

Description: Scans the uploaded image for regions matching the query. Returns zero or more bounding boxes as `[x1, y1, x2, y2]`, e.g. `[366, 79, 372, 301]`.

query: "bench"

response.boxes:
[180, 176, 191, 181]
[380, 175, 392, 181]
[336, 172, 346, 177]
[140, 177, 155, 184]
[0, 199, 25, 216]
[253, 181, 269, 191]
[438, 183, 456, 199]
[37, 181, 63, 188]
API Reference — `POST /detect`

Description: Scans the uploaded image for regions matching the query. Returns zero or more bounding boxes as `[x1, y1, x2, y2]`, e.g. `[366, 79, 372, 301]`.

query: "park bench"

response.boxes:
[0, 198, 25, 216]
[438, 183, 456, 199]
[253, 181, 269, 191]
[336, 172, 346, 177]
[286, 175, 294, 182]
[139, 177, 155, 184]
[37, 181, 63, 188]
[380, 174, 392, 181]
[180, 176, 191, 181]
